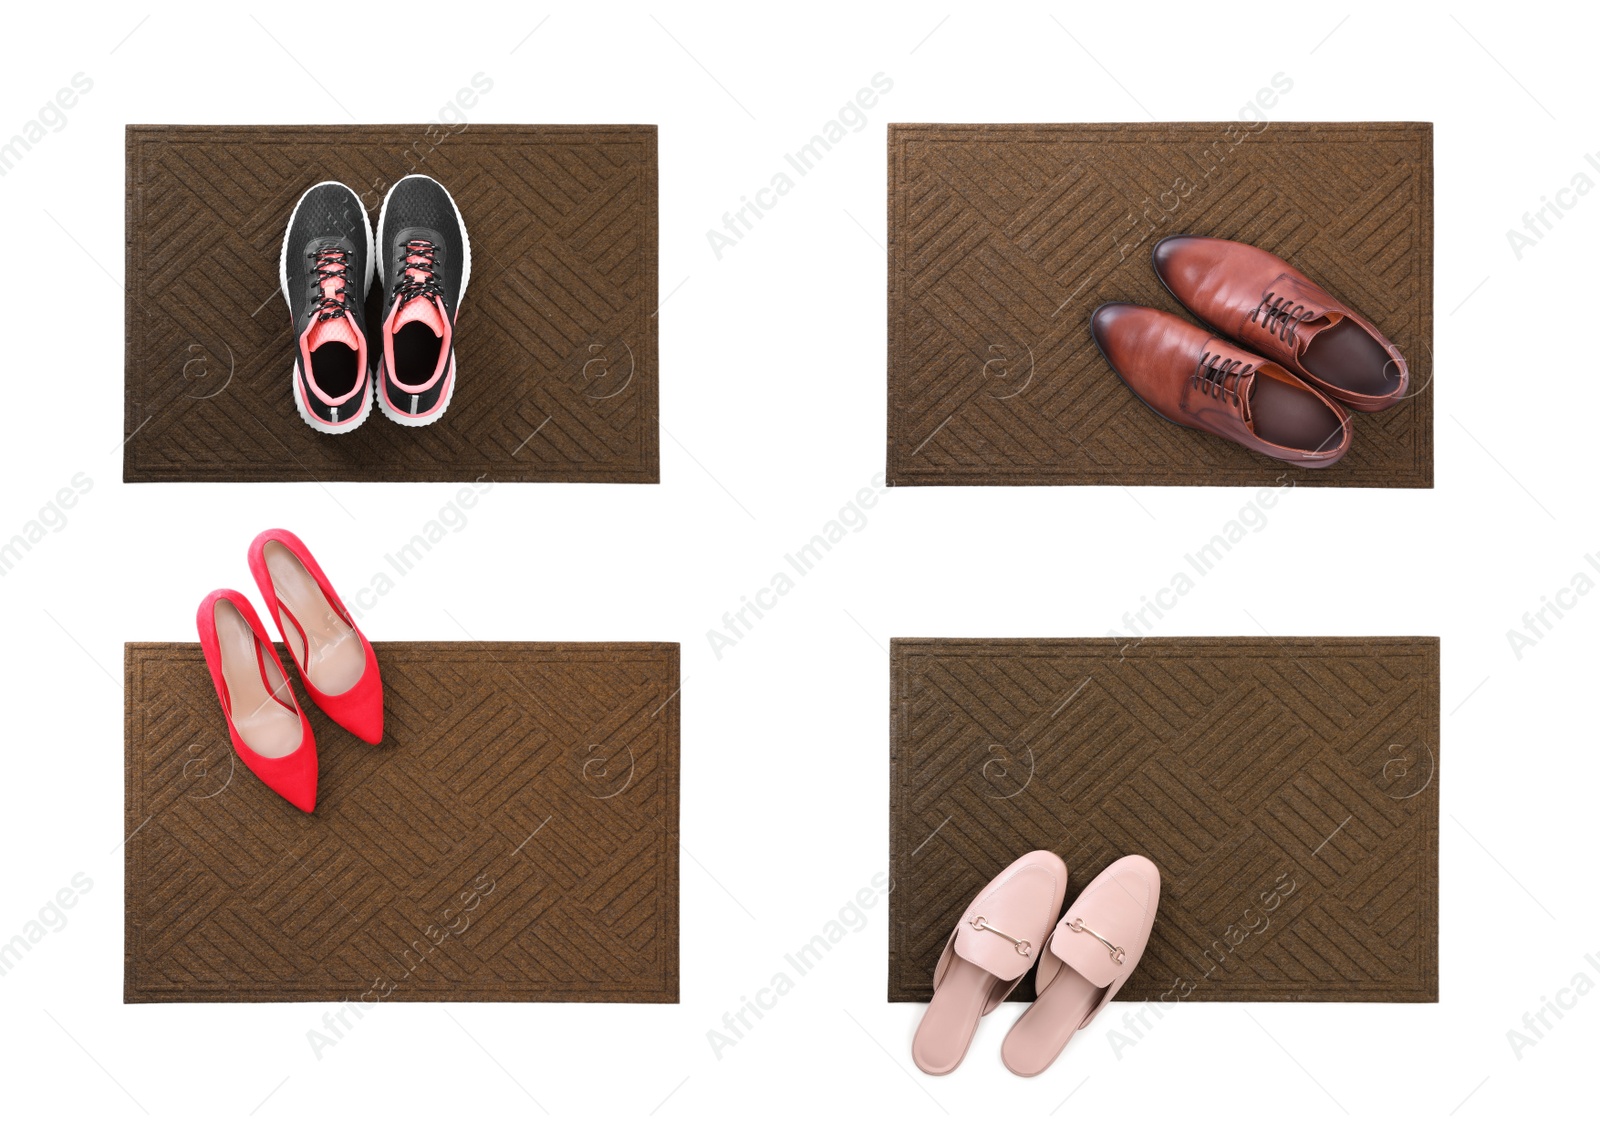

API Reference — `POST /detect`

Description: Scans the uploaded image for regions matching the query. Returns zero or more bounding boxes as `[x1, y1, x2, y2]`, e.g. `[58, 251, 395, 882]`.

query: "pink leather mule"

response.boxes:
[912, 850, 1068, 1075]
[1000, 854, 1160, 1076]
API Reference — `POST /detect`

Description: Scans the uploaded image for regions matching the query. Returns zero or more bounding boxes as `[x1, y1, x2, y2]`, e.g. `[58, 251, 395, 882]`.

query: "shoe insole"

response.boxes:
[214, 600, 302, 758]
[310, 342, 360, 397]
[393, 321, 443, 384]
[912, 957, 993, 1075]
[264, 541, 365, 696]
[1300, 319, 1401, 397]
[1001, 967, 1104, 1077]
[1251, 378, 1345, 452]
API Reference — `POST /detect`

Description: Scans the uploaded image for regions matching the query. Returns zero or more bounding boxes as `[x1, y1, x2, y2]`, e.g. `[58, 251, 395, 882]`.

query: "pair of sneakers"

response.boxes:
[281, 174, 470, 433]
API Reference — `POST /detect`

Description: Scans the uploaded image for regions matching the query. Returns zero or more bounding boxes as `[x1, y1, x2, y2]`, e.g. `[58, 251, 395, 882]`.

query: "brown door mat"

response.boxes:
[125, 641, 678, 1003]
[124, 125, 658, 483]
[889, 637, 1438, 1003]
[887, 123, 1433, 488]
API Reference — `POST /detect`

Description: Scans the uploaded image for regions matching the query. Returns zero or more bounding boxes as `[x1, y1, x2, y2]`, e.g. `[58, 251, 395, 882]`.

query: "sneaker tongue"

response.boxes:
[395, 295, 446, 336]
[305, 314, 358, 351]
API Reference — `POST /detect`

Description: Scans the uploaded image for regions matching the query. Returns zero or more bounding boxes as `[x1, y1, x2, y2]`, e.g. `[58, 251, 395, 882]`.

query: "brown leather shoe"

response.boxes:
[1151, 235, 1407, 412]
[1090, 302, 1352, 468]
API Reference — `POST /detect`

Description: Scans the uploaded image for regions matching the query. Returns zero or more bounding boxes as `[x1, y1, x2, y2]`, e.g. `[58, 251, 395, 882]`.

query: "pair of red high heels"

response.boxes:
[196, 529, 383, 812]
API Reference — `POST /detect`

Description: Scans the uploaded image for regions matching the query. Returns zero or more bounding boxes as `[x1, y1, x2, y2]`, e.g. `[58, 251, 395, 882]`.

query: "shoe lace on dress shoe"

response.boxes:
[1249, 292, 1315, 345]
[308, 245, 354, 321]
[396, 239, 445, 305]
[1193, 351, 1254, 408]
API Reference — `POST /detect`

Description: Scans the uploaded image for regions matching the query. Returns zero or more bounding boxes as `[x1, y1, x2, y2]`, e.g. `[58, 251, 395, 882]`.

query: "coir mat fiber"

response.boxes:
[889, 638, 1438, 1002]
[124, 125, 658, 483]
[125, 642, 678, 1002]
[887, 123, 1432, 487]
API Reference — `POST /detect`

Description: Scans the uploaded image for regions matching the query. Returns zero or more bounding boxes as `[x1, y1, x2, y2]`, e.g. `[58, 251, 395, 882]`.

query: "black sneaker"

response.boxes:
[374, 175, 470, 427]
[280, 181, 375, 433]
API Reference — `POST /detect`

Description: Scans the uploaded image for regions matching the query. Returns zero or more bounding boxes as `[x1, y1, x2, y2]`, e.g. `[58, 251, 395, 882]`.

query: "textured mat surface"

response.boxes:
[887, 123, 1433, 487]
[125, 125, 658, 482]
[889, 638, 1438, 1003]
[125, 642, 678, 1002]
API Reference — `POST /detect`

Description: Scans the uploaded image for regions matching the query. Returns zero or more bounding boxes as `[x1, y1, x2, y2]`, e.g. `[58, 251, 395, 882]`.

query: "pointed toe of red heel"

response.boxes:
[277, 760, 319, 813]
[328, 653, 384, 744]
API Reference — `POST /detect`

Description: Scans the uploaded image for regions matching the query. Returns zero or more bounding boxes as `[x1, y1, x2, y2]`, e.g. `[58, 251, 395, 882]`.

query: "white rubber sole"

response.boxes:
[374, 174, 470, 428]
[376, 356, 457, 428]
[282, 181, 376, 436]
[293, 363, 375, 435]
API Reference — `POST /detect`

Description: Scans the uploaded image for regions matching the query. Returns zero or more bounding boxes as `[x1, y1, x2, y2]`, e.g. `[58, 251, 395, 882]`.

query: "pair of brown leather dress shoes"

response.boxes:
[1091, 236, 1409, 468]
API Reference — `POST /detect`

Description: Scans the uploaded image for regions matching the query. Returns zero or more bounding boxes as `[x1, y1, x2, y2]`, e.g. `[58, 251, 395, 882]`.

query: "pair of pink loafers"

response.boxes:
[913, 851, 1160, 1077]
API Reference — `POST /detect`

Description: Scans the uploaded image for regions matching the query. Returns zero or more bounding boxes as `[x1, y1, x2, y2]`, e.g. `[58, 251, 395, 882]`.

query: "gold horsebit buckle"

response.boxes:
[968, 916, 1032, 957]
[1065, 918, 1125, 964]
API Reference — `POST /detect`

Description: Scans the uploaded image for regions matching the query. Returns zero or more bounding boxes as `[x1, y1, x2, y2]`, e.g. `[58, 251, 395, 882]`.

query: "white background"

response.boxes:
[1, 1, 1594, 1126]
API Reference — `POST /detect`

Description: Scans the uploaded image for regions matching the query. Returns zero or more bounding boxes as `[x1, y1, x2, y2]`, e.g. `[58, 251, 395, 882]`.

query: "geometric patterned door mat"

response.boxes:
[887, 123, 1433, 488]
[124, 641, 678, 1002]
[124, 125, 658, 483]
[889, 637, 1438, 1003]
